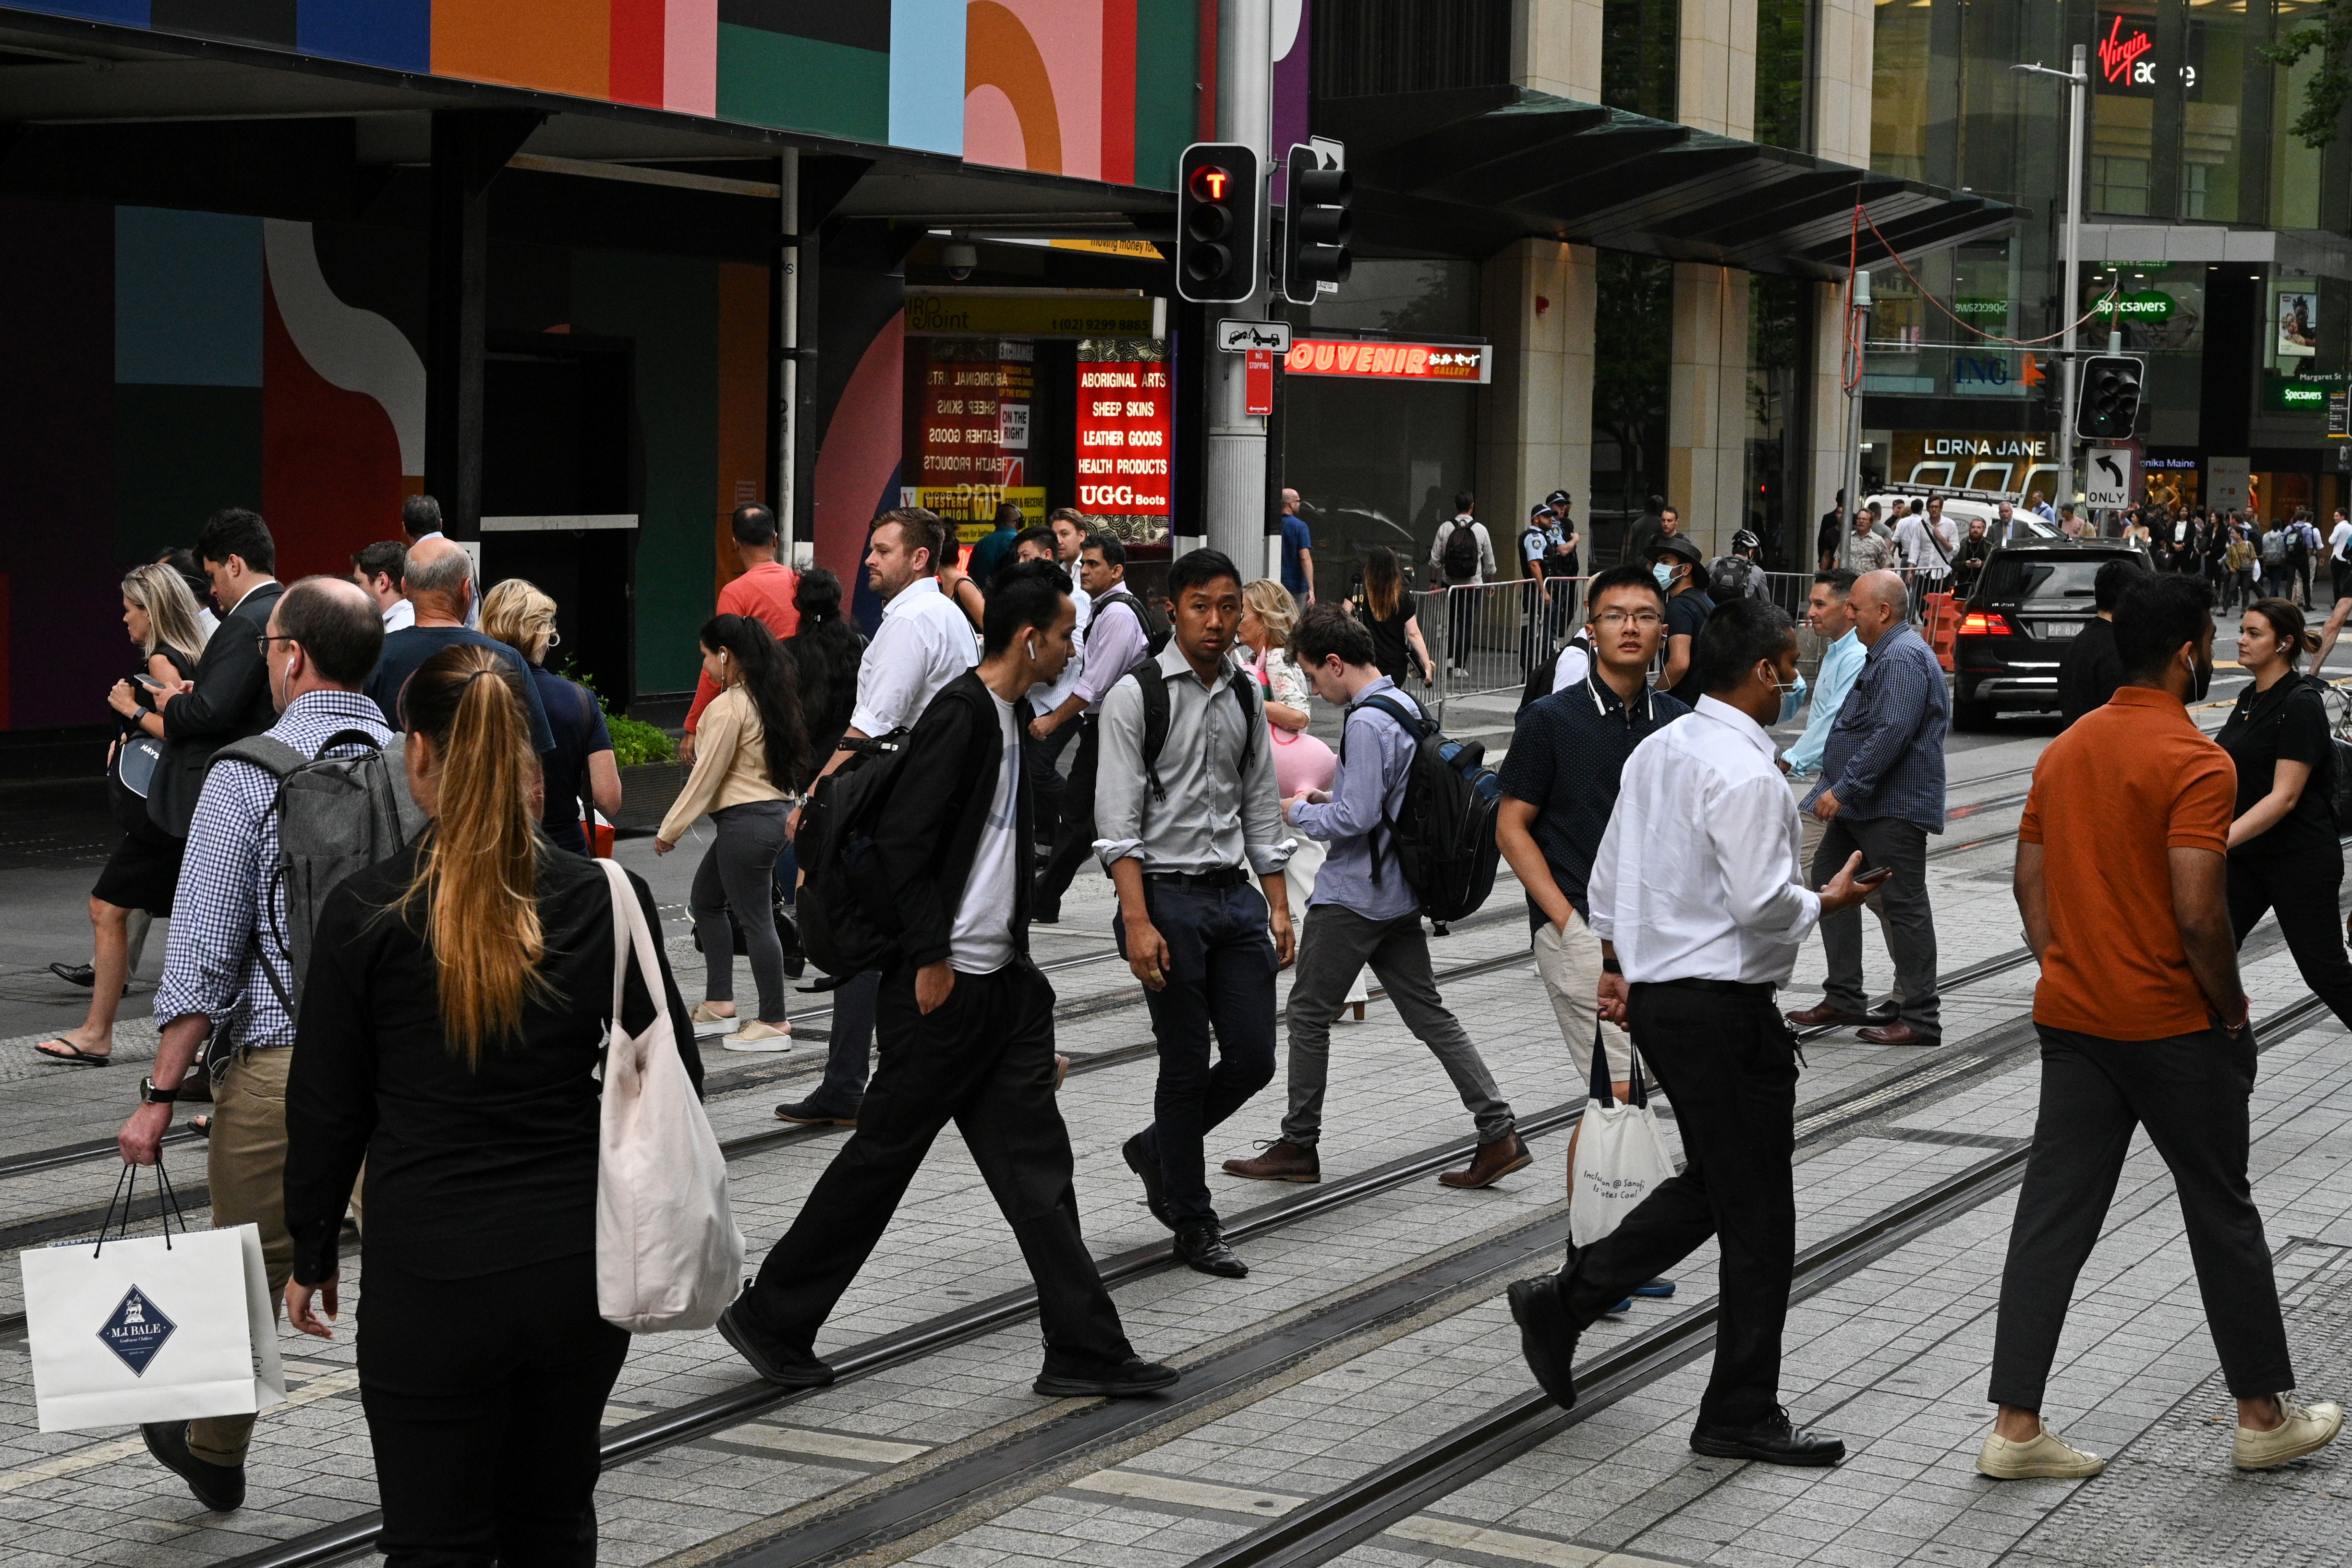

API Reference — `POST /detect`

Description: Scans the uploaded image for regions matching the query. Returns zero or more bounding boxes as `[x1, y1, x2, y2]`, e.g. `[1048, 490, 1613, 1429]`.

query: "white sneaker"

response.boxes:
[1976, 1421, 2106, 1479]
[722, 1020, 792, 1052]
[2232, 1398, 2344, 1470]
[689, 1002, 736, 1038]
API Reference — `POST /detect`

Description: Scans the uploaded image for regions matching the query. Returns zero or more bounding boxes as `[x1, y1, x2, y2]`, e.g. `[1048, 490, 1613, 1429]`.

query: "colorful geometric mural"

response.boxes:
[6, 1, 1199, 187]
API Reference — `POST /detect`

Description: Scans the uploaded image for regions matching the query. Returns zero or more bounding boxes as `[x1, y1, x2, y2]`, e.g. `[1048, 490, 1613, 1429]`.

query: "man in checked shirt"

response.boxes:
[115, 577, 393, 1513]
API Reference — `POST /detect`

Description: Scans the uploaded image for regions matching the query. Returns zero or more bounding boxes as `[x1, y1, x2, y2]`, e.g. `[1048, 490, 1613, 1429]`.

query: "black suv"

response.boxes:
[1952, 540, 2148, 729]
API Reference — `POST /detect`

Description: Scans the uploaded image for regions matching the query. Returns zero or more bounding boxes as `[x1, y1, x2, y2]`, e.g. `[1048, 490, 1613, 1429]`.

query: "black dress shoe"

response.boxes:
[49, 962, 95, 989]
[1689, 1408, 1845, 1466]
[1175, 1224, 1247, 1278]
[1033, 1356, 1182, 1398]
[1506, 1277, 1579, 1411]
[716, 1300, 836, 1388]
[1123, 1132, 1173, 1229]
[142, 1422, 245, 1511]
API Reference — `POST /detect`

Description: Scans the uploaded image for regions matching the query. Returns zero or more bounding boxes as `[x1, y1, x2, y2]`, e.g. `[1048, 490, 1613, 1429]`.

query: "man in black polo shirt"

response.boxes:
[1498, 563, 1690, 1305]
[1648, 533, 1716, 707]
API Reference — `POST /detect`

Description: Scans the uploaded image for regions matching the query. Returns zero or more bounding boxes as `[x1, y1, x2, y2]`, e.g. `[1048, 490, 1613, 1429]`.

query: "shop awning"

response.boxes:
[1317, 86, 2019, 280]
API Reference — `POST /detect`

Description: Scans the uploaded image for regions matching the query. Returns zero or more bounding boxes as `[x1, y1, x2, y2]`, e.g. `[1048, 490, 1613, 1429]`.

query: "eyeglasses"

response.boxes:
[1593, 611, 1662, 629]
[253, 634, 295, 656]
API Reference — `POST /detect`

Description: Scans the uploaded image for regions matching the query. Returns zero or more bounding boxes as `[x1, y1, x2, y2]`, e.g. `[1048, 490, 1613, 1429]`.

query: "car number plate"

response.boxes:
[2039, 620, 2086, 638]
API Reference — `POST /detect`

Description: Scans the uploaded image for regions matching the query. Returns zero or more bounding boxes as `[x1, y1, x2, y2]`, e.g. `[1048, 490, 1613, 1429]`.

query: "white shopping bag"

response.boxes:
[1570, 1034, 1676, 1250]
[21, 1168, 285, 1433]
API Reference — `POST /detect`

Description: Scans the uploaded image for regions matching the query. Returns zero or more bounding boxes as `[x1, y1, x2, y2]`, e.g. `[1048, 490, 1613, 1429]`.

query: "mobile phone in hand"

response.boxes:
[1855, 865, 1895, 886]
[134, 674, 164, 690]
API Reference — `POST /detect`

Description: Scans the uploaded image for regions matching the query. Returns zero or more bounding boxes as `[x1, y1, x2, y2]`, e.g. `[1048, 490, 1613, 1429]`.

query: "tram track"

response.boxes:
[1189, 987, 2341, 1568]
[198, 928, 2313, 1568]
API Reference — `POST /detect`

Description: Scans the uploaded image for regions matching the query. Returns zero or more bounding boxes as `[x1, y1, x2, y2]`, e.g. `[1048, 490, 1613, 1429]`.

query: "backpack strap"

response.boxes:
[1135, 660, 1263, 801]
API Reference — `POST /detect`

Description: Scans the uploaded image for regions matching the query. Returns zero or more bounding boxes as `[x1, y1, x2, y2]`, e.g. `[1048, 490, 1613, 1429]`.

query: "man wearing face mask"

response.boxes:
[1785, 570, 1948, 1047]
[1504, 596, 1887, 1463]
[1647, 533, 1716, 707]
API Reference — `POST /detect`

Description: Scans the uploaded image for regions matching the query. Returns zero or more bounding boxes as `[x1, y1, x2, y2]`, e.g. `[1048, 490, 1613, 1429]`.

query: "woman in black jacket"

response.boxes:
[2217, 597, 2352, 1030]
[283, 643, 698, 1565]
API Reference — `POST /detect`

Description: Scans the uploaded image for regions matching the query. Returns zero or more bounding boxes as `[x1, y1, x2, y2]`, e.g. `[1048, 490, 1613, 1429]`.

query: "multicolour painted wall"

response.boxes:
[0, 198, 771, 730]
[6, 1, 1201, 188]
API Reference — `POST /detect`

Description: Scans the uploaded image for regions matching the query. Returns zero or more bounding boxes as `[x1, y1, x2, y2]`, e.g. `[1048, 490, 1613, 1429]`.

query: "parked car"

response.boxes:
[1950, 539, 2149, 729]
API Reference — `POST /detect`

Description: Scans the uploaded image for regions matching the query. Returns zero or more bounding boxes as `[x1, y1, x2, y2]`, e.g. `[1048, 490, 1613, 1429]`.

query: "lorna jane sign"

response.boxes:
[1281, 338, 1491, 384]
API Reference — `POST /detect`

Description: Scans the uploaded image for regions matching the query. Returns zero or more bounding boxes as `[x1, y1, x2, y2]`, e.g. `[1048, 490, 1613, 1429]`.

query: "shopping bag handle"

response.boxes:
[1586, 1024, 1646, 1110]
[94, 1153, 189, 1257]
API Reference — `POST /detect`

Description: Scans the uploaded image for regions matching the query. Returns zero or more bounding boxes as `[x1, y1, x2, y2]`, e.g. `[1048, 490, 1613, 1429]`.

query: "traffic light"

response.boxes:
[2074, 354, 2145, 441]
[1176, 143, 1260, 304]
[1283, 144, 1354, 305]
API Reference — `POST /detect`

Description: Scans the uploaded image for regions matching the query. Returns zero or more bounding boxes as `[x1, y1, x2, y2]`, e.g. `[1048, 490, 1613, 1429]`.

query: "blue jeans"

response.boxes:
[1116, 880, 1279, 1229]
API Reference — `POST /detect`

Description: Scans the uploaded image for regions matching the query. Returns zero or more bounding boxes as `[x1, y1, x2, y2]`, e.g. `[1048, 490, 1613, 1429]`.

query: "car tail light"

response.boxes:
[1958, 611, 2014, 636]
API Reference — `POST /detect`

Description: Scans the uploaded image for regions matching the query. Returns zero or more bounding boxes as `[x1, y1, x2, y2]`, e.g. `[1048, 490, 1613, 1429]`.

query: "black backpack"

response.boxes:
[1093, 588, 1169, 653]
[1342, 694, 1502, 922]
[1440, 519, 1480, 582]
[1517, 633, 1588, 712]
[792, 731, 913, 979]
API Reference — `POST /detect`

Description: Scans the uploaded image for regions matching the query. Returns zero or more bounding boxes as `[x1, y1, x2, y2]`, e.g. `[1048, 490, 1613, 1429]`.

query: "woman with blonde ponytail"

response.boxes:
[280, 643, 699, 1561]
[2214, 597, 2352, 1030]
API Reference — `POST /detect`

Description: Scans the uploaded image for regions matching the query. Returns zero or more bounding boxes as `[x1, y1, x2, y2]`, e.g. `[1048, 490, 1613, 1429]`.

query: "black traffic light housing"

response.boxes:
[2074, 354, 2146, 441]
[1283, 145, 1354, 305]
[1176, 143, 1261, 304]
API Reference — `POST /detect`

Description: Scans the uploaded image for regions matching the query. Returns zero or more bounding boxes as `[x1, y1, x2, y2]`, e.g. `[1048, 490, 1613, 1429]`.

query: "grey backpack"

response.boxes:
[208, 728, 425, 1023]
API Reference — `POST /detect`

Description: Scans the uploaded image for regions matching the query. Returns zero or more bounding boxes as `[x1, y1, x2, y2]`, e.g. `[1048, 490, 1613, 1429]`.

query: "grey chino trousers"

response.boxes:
[1810, 814, 1940, 1038]
[1281, 904, 1516, 1148]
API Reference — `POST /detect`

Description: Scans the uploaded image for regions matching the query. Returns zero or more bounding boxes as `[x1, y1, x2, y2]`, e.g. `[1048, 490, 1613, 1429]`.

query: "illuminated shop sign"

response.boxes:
[1074, 353, 1173, 519]
[2097, 13, 2197, 95]
[1281, 338, 1491, 384]
[2091, 290, 2175, 321]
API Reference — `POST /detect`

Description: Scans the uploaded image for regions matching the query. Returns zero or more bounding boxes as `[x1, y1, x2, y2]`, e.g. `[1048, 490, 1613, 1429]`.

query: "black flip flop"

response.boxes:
[34, 1041, 112, 1066]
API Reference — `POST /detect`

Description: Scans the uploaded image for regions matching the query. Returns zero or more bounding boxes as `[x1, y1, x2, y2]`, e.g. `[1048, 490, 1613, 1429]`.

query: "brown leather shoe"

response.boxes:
[1223, 1140, 1321, 1182]
[1784, 1001, 1877, 1028]
[1440, 1132, 1533, 1189]
[1856, 1021, 1936, 1046]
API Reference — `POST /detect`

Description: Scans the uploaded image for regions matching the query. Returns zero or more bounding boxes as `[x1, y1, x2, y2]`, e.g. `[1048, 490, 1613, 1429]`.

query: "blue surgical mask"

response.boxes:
[1652, 562, 1675, 591]
[1777, 671, 1809, 726]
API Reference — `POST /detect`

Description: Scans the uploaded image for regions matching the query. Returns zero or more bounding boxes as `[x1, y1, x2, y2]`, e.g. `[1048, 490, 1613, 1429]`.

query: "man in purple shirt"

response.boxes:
[1031, 533, 1158, 921]
[1223, 605, 1527, 1187]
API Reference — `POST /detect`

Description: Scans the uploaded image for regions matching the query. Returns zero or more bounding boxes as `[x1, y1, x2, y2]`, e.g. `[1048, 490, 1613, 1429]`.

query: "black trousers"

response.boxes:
[1025, 716, 1078, 849]
[1119, 881, 1281, 1229]
[2228, 848, 2352, 1033]
[744, 958, 1133, 1371]
[1988, 1023, 2293, 1409]
[1033, 716, 1100, 914]
[1555, 980, 1797, 1426]
[360, 1251, 629, 1568]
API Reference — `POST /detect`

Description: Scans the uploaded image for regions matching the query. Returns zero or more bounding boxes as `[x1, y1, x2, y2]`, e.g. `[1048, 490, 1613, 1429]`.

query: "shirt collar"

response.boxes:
[2109, 684, 2193, 721]
[1693, 694, 1777, 760]
[1863, 620, 1920, 661]
[1155, 640, 1234, 688]
[281, 688, 390, 731]
[883, 576, 943, 619]
[1830, 628, 1860, 652]
[1581, 665, 1657, 725]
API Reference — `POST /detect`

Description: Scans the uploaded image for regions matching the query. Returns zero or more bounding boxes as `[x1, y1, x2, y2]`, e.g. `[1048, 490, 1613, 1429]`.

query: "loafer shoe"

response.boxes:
[1633, 1277, 1675, 1299]
[1689, 1409, 1845, 1466]
[1855, 1021, 1935, 1047]
[1505, 1276, 1578, 1411]
[1976, 1421, 2105, 1479]
[1224, 1139, 1321, 1183]
[1784, 1001, 1877, 1029]
[1440, 1132, 1533, 1189]
[1124, 1132, 1173, 1229]
[715, 1301, 835, 1389]
[2233, 1397, 2344, 1470]
[774, 1098, 857, 1126]
[1174, 1224, 1247, 1278]
[1034, 1357, 1182, 1398]
[142, 1422, 245, 1512]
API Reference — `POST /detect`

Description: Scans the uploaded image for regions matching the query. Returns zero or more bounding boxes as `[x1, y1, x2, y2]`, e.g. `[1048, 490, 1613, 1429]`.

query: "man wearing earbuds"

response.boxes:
[1505, 595, 1889, 1467]
[117, 577, 393, 1513]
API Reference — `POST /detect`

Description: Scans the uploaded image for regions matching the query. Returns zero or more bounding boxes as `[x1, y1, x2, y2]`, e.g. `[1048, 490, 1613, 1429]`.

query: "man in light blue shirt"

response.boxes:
[1222, 605, 1524, 1190]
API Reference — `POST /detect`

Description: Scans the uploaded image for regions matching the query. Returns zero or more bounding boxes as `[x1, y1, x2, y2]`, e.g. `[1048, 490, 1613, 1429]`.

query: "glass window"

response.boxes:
[1602, 0, 1680, 120]
[1869, 0, 1931, 181]
[1307, 259, 1480, 337]
[1754, 0, 1809, 150]
[1589, 252, 1673, 557]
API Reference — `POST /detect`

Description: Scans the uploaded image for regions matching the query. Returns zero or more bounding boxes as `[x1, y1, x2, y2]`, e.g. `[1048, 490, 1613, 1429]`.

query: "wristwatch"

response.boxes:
[138, 1075, 179, 1106]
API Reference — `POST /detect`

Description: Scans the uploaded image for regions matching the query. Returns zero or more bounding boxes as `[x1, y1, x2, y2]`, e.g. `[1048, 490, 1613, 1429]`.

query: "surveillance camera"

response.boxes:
[942, 241, 978, 280]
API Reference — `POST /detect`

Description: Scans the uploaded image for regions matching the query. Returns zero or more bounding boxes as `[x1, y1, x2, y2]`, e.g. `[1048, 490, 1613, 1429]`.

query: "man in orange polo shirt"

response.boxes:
[683, 504, 799, 764]
[1978, 572, 2341, 1481]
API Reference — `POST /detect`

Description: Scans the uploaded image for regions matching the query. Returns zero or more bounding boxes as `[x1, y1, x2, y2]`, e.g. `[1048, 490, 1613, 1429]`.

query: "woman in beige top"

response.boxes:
[656, 614, 810, 1050]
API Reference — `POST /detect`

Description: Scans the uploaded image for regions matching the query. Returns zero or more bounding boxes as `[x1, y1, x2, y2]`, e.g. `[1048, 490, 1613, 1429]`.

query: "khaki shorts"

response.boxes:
[1532, 911, 1637, 1087]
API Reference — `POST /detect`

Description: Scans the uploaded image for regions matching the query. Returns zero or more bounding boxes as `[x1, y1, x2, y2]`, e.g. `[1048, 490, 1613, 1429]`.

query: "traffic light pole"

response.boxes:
[1203, 0, 1273, 574]
[2018, 48, 2089, 507]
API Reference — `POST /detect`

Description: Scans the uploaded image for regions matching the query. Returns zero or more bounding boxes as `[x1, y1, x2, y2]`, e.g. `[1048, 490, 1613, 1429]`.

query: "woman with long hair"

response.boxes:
[283, 644, 698, 1563]
[40, 565, 212, 1066]
[481, 578, 620, 856]
[2216, 597, 2352, 1028]
[656, 613, 809, 1049]
[781, 566, 864, 778]
[1350, 546, 1436, 687]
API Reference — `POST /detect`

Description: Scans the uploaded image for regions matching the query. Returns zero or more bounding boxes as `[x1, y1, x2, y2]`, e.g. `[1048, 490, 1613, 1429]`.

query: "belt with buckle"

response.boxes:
[1142, 867, 1249, 891]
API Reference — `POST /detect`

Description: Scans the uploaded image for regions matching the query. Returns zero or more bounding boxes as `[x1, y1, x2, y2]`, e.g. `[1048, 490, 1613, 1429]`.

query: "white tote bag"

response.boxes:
[595, 858, 746, 1333]
[22, 1166, 285, 1433]
[1569, 1033, 1677, 1250]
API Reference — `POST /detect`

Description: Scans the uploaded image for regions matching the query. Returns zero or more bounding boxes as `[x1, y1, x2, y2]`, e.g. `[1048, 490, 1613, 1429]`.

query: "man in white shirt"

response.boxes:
[779, 509, 980, 1129]
[350, 540, 415, 633]
[1504, 595, 1883, 1466]
[2330, 510, 2352, 604]
[722, 562, 1179, 1400]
